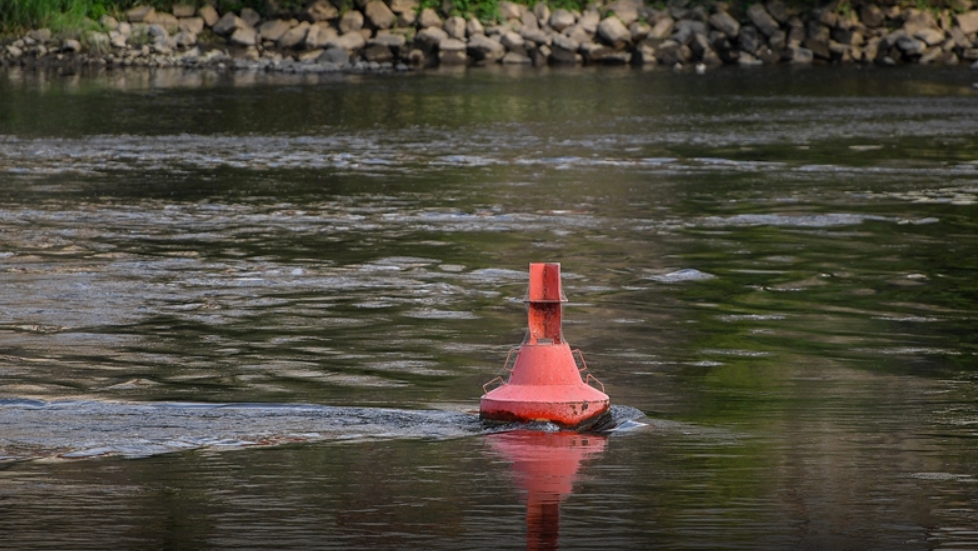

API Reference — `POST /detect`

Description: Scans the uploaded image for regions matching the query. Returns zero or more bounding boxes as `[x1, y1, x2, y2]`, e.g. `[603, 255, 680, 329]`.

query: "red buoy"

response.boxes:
[480, 263, 610, 429]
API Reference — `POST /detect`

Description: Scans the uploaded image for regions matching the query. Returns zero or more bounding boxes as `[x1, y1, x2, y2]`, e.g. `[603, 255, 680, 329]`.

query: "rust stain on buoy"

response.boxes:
[480, 263, 611, 429]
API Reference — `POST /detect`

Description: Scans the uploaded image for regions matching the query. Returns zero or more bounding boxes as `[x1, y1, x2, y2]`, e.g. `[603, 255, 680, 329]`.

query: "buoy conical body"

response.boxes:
[480, 263, 610, 429]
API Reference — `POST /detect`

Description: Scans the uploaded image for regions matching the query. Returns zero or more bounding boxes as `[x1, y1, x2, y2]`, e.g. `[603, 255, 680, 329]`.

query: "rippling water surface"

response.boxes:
[1, 65, 978, 550]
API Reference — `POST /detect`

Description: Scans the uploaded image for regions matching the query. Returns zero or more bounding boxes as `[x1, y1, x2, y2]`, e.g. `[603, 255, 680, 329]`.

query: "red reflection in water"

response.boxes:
[486, 430, 608, 551]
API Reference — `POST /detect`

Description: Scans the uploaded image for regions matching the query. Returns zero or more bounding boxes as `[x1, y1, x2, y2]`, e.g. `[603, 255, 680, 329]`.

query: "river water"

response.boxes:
[1, 64, 978, 550]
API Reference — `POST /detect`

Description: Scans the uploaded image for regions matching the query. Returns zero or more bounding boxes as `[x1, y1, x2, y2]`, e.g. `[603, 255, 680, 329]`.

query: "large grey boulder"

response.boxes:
[500, 31, 525, 50]
[318, 46, 350, 65]
[416, 26, 448, 52]
[739, 26, 760, 53]
[109, 30, 127, 48]
[653, 40, 687, 65]
[467, 33, 505, 62]
[549, 9, 576, 32]
[607, 0, 642, 25]
[278, 21, 310, 48]
[551, 43, 581, 64]
[179, 17, 205, 34]
[579, 11, 600, 34]
[950, 26, 970, 48]
[709, 11, 740, 37]
[439, 37, 467, 64]
[372, 33, 406, 48]
[174, 30, 197, 48]
[915, 28, 945, 46]
[398, 10, 417, 27]
[155, 12, 179, 34]
[896, 35, 926, 54]
[61, 38, 82, 52]
[305, 0, 339, 22]
[339, 11, 364, 34]
[673, 19, 706, 44]
[804, 36, 831, 59]
[649, 16, 674, 39]
[99, 15, 119, 30]
[747, 3, 781, 37]
[418, 8, 442, 28]
[860, 4, 884, 27]
[521, 27, 551, 45]
[629, 20, 650, 41]
[498, 1, 522, 20]
[326, 31, 366, 52]
[259, 19, 292, 42]
[534, 3, 551, 25]
[363, 43, 393, 62]
[957, 10, 978, 35]
[365, 0, 396, 30]
[765, 0, 788, 23]
[467, 18, 485, 36]
[552, 33, 580, 52]
[444, 16, 466, 39]
[213, 13, 244, 35]
[198, 5, 219, 27]
[597, 16, 631, 48]
[564, 24, 591, 45]
[306, 23, 338, 48]
[240, 7, 261, 27]
[230, 26, 258, 46]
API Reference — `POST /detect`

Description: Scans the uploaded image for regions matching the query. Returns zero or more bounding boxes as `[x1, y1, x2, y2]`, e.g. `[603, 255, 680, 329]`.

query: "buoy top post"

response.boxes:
[525, 262, 567, 345]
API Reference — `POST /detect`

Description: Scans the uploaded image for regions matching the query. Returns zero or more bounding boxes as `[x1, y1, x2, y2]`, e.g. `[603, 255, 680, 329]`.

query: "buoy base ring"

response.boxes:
[479, 394, 611, 430]
[479, 408, 613, 431]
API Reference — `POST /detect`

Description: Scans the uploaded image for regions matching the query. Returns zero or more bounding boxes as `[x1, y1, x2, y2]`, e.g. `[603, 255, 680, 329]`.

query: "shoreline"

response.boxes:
[2, 0, 978, 75]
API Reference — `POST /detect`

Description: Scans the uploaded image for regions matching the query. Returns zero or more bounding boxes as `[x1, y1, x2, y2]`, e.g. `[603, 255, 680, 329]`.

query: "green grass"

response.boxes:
[1, 0, 111, 32]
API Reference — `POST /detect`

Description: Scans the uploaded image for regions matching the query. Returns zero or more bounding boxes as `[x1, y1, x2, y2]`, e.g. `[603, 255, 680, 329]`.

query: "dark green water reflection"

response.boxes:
[1, 65, 977, 550]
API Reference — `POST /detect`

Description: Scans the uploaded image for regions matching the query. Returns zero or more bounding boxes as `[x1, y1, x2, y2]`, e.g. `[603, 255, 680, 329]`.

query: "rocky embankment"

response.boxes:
[3, 0, 978, 72]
